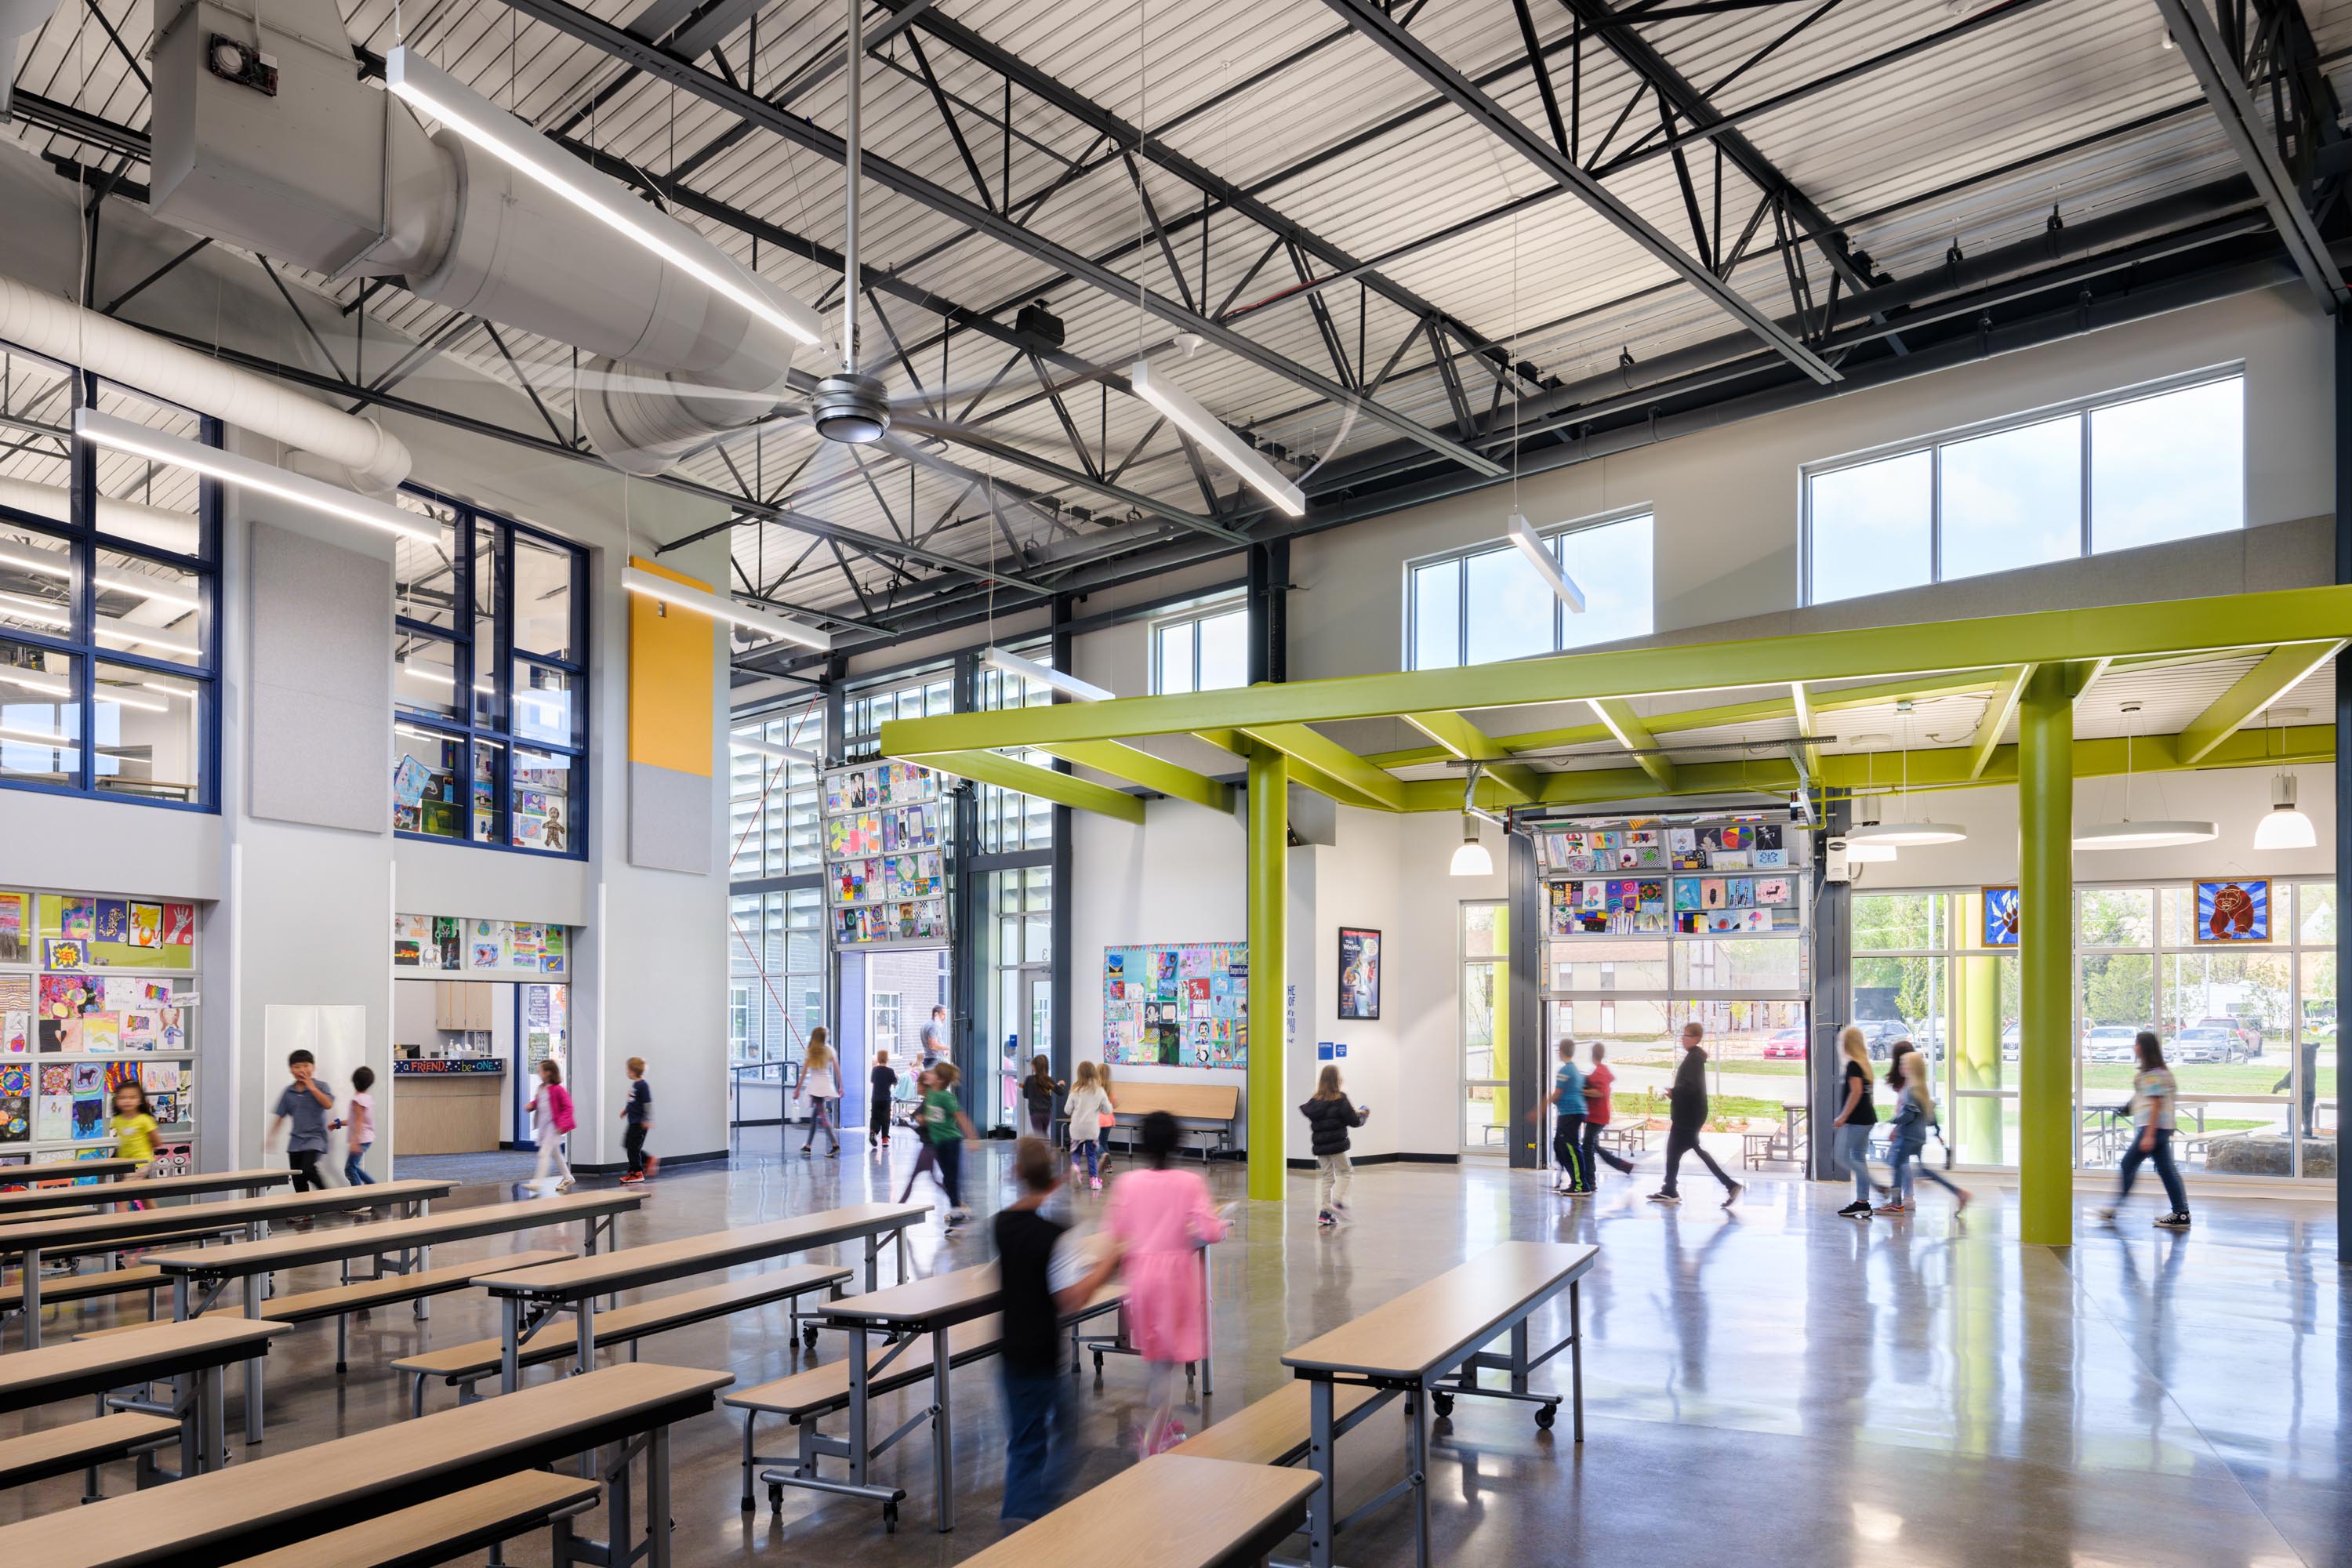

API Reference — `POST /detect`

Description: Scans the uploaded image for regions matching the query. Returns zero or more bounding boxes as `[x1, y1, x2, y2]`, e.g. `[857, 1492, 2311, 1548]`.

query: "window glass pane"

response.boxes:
[472, 613, 501, 729]
[470, 738, 498, 841]
[1463, 545, 1553, 666]
[2078, 887, 2152, 948]
[1939, 414, 2081, 581]
[1548, 939, 1668, 991]
[1674, 938, 1803, 993]
[394, 634, 462, 718]
[1156, 621, 1196, 695]
[0, 641, 80, 782]
[1853, 892, 1943, 951]
[93, 546, 203, 668]
[2298, 881, 2336, 946]
[510, 534, 575, 659]
[392, 725, 464, 839]
[93, 660, 199, 802]
[2091, 379, 2243, 553]
[1410, 558, 1460, 670]
[512, 660, 577, 746]
[1196, 609, 1248, 691]
[1555, 515, 1653, 650]
[85, 384, 205, 554]
[394, 498, 462, 629]
[0, 521, 74, 641]
[511, 746, 575, 852]
[1809, 451, 1931, 604]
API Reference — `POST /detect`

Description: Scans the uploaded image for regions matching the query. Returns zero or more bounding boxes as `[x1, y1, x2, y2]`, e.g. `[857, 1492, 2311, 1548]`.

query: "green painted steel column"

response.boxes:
[2017, 666, 2074, 1246]
[1247, 745, 1289, 1203]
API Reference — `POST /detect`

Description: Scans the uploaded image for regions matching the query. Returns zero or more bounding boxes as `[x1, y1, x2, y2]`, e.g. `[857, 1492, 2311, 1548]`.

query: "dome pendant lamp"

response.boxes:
[2075, 705, 2216, 851]
[1845, 703, 1966, 849]
[2252, 710, 2316, 851]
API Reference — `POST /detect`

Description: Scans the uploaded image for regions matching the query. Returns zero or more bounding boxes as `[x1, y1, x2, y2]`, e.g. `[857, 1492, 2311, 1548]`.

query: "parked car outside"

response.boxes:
[2084, 1025, 2144, 1062]
[2194, 1015, 2261, 1059]
[1762, 1026, 1807, 1059]
[2170, 1025, 2241, 1065]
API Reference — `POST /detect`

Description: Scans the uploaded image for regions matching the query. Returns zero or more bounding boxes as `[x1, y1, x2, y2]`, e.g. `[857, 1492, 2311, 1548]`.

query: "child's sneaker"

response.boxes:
[2093, 1207, 2118, 1224]
[2154, 1212, 2192, 1230]
[1317, 1210, 1336, 1227]
[1089, 1177, 1102, 1192]
[1646, 1190, 1680, 1204]
[619, 1172, 644, 1185]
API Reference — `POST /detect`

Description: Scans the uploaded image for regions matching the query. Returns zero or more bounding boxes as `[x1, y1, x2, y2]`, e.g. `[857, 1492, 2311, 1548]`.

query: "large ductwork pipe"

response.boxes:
[145, 0, 800, 475]
[0, 270, 412, 492]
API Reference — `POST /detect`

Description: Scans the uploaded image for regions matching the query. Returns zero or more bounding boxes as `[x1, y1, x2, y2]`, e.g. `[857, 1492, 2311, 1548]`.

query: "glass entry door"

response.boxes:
[1461, 902, 1511, 1154]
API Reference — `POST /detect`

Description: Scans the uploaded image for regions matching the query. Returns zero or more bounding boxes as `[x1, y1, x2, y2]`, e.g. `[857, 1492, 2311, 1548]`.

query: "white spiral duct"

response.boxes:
[0, 270, 412, 493]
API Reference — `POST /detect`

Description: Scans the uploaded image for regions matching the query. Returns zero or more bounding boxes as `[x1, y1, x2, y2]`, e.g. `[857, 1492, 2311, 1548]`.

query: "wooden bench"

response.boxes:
[0, 1167, 292, 1219]
[0, 1361, 732, 1568]
[0, 1156, 140, 1187]
[0, 1410, 184, 1495]
[0, 1317, 291, 1485]
[218, 1472, 602, 1568]
[392, 1262, 851, 1414]
[1168, 1381, 1381, 1468]
[950, 1454, 1318, 1568]
[0, 1178, 452, 1348]
[1105, 1082, 1242, 1160]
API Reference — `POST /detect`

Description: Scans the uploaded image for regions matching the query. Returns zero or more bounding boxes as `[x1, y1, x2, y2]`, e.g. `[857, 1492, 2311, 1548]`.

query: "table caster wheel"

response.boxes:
[1534, 1404, 1556, 1431]
[802, 1324, 819, 1348]
[883, 1502, 899, 1534]
[1432, 1393, 1454, 1419]
[768, 1483, 783, 1515]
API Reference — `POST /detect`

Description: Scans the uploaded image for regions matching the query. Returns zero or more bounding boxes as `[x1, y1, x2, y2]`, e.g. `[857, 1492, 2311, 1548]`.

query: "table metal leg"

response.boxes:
[1306, 1378, 1335, 1568]
[204, 1364, 227, 1473]
[501, 1297, 522, 1395]
[1510, 1320, 1530, 1396]
[863, 1233, 880, 1293]
[575, 1298, 597, 1378]
[846, 1330, 870, 1488]
[242, 1269, 265, 1443]
[178, 1377, 201, 1479]
[895, 1226, 909, 1284]
[1570, 1279, 1584, 1443]
[172, 1272, 190, 1323]
[21, 1245, 41, 1349]
[1200, 1245, 1214, 1396]
[1406, 1385, 1431, 1568]
[931, 1329, 955, 1532]
[646, 1422, 673, 1568]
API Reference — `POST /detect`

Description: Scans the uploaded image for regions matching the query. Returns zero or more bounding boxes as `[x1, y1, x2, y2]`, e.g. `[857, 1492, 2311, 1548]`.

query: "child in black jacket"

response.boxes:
[1298, 1064, 1370, 1227]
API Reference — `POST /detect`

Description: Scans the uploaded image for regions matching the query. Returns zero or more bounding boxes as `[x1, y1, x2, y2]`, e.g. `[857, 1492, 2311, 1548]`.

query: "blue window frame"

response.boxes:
[0, 350, 221, 812]
[392, 485, 587, 858]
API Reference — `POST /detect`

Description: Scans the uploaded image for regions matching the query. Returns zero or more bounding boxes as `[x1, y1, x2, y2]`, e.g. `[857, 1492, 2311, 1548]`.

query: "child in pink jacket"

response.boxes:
[527, 1058, 576, 1193]
[1103, 1109, 1233, 1455]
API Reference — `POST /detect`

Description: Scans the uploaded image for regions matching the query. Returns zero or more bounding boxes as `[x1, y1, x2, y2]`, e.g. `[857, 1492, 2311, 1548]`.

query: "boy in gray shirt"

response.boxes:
[270, 1049, 336, 1198]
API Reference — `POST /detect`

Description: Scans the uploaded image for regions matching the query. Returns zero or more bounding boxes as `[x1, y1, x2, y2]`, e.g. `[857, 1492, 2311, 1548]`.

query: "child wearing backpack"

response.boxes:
[527, 1058, 576, 1193]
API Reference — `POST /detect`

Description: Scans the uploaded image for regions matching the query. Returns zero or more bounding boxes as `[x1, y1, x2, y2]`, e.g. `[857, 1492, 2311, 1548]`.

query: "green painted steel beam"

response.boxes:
[876, 586, 2352, 755]
[1400, 711, 1541, 801]
[1234, 724, 1404, 811]
[1036, 740, 1234, 813]
[902, 751, 1146, 823]
[1790, 682, 1822, 778]
[1966, 665, 2034, 779]
[2173, 640, 2343, 764]
[1589, 698, 1675, 788]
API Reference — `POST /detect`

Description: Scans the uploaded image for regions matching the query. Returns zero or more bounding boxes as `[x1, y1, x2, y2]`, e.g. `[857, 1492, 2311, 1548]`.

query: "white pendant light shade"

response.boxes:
[2253, 771, 2316, 851]
[2074, 819, 2220, 851]
[620, 565, 833, 651]
[1505, 512, 1585, 612]
[1127, 360, 1305, 518]
[982, 645, 1112, 702]
[1846, 820, 1967, 848]
[74, 408, 437, 544]
[1450, 815, 1493, 877]
[1843, 838, 1898, 864]
[385, 46, 822, 349]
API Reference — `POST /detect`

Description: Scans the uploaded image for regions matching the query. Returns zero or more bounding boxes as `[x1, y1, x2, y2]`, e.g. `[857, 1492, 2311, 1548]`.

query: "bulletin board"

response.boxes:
[1102, 942, 1248, 1068]
[0, 887, 200, 1180]
[822, 761, 950, 948]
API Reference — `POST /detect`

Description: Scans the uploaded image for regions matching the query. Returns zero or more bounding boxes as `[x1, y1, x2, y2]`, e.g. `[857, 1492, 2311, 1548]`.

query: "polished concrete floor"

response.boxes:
[2, 1137, 2343, 1566]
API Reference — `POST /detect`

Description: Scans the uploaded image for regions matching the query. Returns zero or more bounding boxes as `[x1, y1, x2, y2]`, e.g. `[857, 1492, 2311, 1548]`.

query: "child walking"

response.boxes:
[798, 1029, 841, 1157]
[2096, 1031, 2192, 1231]
[1103, 1110, 1233, 1457]
[1095, 1062, 1118, 1174]
[1063, 1061, 1112, 1190]
[1021, 1054, 1061, 1140]
[1299, 1065, 1368, 1225]
[111, 1080, 158, 1209]
[1578, 1042, 1639, 1192]
[921, 1062, 976, 1232]
[868, 1048, 898, 1155]
[267, 1049, 336, 1197]
[527, 1058, 576, 1193]
[620, 1057, 657, 1185]
[1877, 1042, 1969, 1215]
[994, 1137, 1123, 1525]
[335, 1067, 376, 1185]
[1537, 1037, 1587, 1195]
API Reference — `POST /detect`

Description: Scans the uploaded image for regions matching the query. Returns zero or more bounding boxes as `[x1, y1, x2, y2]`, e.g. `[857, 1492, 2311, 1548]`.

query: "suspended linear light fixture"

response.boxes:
[619, 566, 833, 652]
[735, 735, 821, 764]
[1505, 513, 1585, 612]
[2252, 706, 2316, 851]
[74, 409, 437, 546]
[2075, 702, 2216, 850]
[384, 46, 823, 349]
[1127, 361, 1305, 517]
[1846, 703, 1967, 848]
[982, 644, 1112, 702]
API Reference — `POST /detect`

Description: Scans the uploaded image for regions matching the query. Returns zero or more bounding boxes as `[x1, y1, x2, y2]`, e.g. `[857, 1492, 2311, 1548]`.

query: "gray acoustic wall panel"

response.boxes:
[630, 760, 712, 874]
[248, 520, 390, 833]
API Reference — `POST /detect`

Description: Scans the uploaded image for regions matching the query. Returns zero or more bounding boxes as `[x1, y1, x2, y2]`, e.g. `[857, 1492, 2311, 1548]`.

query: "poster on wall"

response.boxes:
[1101, 942, 1248, 1068]
[822, 761, 950, 950]
[392, 914, 430, 967]
[1982, 886, 2020, 947]
[0, 892, 24, 963]
[1337, 927, 1381, 1021]
[2195, 879, 2270, 943]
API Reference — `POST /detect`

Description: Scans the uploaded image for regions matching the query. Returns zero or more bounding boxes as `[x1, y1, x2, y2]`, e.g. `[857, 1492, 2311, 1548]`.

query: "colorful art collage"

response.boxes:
[823, 764, 951, 950]
[1537, 820, 1794, 877]
[1668, 873, 1801, 934]
[18, 894, 197, 970]
[1100, 942, 1250, 1069]
[425, 916, 568, 975]
[1541, 819, 1806, 938]
[1548, 879, 1672, 936]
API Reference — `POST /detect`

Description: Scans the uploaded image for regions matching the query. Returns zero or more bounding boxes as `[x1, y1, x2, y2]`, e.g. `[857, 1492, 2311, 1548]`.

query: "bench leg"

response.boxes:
[500, 1298, 523, 1396]
[86, 1391, 107, 1503]
[740, 1411, 757, 1512]
[336, 1309, 349, 1375]
[1305, 1378, 1336, 1568]
[21, 1245, 42, 1349]
[415, 1243, 432, 1323]
[241, 1271, 265, 1445]
[646, 1421, 673, 1568]
[1405, 1385, 1431, 1568]
[1570, 1279, 1584, 1444]
[931, 1330, 955, 1533]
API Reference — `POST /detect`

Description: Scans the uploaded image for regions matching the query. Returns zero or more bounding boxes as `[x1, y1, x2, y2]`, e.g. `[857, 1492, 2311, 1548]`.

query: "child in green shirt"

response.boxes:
[921, 1062, 978, 1232]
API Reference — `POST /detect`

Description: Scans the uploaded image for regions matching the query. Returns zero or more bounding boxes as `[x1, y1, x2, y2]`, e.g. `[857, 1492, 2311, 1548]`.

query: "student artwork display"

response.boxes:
[822, 762, 950, 949]
[1550, 879, 1671, 936]
[1537, 819, 1794, 877]
[1541, 818, 1806, 936]
[1982, 886, 2020, 947]
[2195, 879, 2270, 943]
[16, 893, 197, 971]
[1102, 942, 1249, 1068]
[0, 892, 24, 963]
[392, 913, 430, 967]
[1337, 927, 1381, 1021]
[401, 914, 572, 975]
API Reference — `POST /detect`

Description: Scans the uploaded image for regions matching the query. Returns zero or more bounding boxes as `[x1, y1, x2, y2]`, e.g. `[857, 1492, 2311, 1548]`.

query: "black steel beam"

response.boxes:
[1313, 0, 1840, 384]
[494, 0, 1508, 479]
[2154, 0, 2345, 309]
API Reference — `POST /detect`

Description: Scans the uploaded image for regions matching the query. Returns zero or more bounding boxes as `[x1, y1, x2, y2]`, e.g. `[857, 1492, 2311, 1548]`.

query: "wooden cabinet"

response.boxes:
[434, 982, 495, 1032]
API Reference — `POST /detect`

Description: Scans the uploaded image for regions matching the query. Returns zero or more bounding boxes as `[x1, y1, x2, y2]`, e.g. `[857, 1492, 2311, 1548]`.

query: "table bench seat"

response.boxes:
[953, 1454, 1318, 1568]
[76, 1250, 579, 1345]
[393, 1264, 851, 1413]
[1168, 1381, 1381, 1468]
[0, 1265, 164, 1312]
[219, 1471, 601, 1568]
[0, 1411, 182, 1492]
[728, 1314, 1005, 1421]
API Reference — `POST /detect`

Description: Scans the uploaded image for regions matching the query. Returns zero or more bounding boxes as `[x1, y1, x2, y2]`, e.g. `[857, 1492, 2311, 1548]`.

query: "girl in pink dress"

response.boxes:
[1104, 1110, 1233, 1456]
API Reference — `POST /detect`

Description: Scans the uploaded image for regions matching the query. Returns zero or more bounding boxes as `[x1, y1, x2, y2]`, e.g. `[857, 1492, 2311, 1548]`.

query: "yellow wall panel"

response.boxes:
[628, 555, 717, 779]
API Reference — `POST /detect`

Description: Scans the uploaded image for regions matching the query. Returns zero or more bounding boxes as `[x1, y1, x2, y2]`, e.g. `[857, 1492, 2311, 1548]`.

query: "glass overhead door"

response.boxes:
[1461, 902, 1512, 1154]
